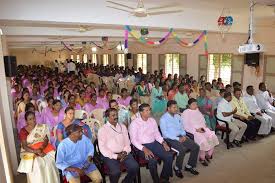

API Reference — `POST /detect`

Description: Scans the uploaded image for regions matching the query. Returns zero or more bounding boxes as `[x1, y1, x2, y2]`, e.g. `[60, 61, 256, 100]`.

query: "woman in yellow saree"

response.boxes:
[17, 111, 60, 183]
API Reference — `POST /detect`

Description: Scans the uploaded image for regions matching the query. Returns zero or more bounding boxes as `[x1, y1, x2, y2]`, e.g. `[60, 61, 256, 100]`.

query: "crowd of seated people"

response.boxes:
[12, 60, 275, 183]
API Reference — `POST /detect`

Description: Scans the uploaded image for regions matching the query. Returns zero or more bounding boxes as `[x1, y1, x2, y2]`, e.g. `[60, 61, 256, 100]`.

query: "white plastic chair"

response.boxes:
[112, 94, 121, 100]
[90, 108, 105, 124]
[82, 118, 103, 141]
[74, 110, 88, 120]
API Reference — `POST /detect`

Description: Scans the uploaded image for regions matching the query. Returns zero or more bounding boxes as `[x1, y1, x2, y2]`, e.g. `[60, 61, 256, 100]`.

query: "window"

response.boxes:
[70, 55, 74, 60]
[208, 53, 232, 85]
[117, 54, 125, 67]
[137, 54, 147, 74]
[76, 55, 80, 63]
[165, 54, 179, 76]
[92, 54, 97, 65]
[83, 54, 88, 63]
[102, 54, 109, 66]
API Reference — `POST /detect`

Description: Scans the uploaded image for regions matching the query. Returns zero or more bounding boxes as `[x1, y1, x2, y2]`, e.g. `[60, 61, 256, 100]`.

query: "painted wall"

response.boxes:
[8, 30, 275, 90]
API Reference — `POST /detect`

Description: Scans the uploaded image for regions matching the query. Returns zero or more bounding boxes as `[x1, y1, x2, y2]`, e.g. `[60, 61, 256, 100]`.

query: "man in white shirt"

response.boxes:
[256, 82, 275, 128]
[243, 86, 272, 135]
[217, 92, 247, 147]
[67, 60, 76, 74]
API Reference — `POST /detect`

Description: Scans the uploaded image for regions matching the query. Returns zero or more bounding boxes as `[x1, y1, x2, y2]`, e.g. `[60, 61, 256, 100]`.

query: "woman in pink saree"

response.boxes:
[17, 103, 42, 132]
[43, 99, 65, 145]
[17, 111, 60, 183]
[181, 98, 219, 166]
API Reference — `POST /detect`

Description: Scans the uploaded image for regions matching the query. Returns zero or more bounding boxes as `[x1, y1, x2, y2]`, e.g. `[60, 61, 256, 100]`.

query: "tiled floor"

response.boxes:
[15, 132, 275, 183]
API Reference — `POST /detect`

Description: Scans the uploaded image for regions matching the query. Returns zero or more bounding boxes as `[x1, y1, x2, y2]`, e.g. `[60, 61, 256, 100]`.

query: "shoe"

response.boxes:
[248, 137, 257, 141]
[233, 140, 242, 147]
[160, 178, 170, 183]
[228, 142, 235, 148]
[242, 137, 249, 143]
[205, 156, 211, 163]
[173, 167, 184, 179]
[199, 159, 208, 166]
[185, 167, 199, 175]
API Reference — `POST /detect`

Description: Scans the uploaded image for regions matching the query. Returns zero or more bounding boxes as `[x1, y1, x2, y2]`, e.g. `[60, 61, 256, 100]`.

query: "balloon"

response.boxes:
[218, 16, 226, 26]
[225, 16, 233, 25]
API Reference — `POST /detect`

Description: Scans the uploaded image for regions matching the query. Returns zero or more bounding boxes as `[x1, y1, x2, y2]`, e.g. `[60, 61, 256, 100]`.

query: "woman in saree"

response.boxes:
[136, 80, 150, 104]
[17, 111, 60, 183]
[189, 80, 199, 99]
[17, 103, 42, 132]
[129, 98, 140, 122]
[17, 90, 31, 115]
[167, 83, 178, 101]
[55, 107, 92, 147]
[64, 94, 82, 110]
[197, 88, 216, 130]
[151, 81, 167, 117]
[181, 98, 219, 167]
[43, 99, 65, 145]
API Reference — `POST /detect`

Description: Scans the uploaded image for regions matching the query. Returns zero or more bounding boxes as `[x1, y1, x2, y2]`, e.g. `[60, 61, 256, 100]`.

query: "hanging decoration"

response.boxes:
[217, 8, 233, 39]
[140, 28, 149, 36]
[124, 25, 209, 57]
[90, 41, 122, 51]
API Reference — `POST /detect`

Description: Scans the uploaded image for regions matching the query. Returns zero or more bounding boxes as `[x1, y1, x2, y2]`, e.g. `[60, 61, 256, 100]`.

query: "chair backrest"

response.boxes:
[112, 94, 121, 100]
[82, 117, 103, 140]
[75, 110, 88, 119]
[90, 108, 105, 124]
[53, 125, 58, 139]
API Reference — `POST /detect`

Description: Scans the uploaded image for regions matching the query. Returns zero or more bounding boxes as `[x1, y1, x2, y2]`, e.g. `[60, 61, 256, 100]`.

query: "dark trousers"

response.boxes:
[137, 141, 173, 183]
[103, 154, 139, 183]
[166, 138, 199, 170]
[243, 119, 261, 139]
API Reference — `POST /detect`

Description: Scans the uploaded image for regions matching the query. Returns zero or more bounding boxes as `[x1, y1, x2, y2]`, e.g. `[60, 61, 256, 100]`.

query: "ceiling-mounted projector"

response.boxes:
[238, 43, 264, 53]
[238, 1, 265, 54]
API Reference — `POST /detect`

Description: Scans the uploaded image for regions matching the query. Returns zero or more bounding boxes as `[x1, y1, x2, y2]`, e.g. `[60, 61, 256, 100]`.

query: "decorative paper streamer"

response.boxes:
[125, 25, 173, 46]
[90, 41, 121, 51]
[124, 25, 209, 57]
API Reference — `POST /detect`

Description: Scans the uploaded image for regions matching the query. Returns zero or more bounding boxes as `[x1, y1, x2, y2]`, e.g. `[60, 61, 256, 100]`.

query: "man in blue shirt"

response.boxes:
[160, 100, 200, 179]
[56, 124, 102, 183]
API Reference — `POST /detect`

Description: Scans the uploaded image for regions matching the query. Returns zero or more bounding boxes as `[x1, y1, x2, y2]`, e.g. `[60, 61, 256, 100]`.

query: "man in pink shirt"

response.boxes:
[83, 93, 103, 114]
[117, 88, 132, 107]
[129, 103, 173, 183]
[98, 108, 138, 183]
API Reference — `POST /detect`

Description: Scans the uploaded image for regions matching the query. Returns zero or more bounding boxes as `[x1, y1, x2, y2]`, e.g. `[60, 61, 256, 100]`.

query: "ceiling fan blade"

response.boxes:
[147, 4, 180, 11]
[106, 6, 133, 13]
[148, 10, 183, 15]
[106, 1, 135, 10]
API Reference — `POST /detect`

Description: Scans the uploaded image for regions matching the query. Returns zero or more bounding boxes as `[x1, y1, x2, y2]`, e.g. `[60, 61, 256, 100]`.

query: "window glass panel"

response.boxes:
[76, 55, 80, 63]
[207, 53, 232, 85]
[103, 54, 109, 66]
[165, 54, 179, 76]
[137, 54, 147, 74]
[92, 54, 97, 64]
[117, 54, 125, 67]
[70, 55, 74, 60]
[83, 54, 88, 63]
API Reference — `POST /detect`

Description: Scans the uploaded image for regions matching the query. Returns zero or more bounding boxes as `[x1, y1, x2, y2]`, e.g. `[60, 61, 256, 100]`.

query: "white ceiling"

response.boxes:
[0, 0, 275, 47]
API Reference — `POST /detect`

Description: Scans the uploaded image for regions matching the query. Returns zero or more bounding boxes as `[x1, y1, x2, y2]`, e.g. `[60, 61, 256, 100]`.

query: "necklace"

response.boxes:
[109, 123, 123, 134]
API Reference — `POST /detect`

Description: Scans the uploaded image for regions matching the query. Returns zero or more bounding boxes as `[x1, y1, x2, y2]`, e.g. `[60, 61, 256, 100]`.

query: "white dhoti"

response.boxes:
[266, 109, 275, 128]
[255, 113, 273, 135]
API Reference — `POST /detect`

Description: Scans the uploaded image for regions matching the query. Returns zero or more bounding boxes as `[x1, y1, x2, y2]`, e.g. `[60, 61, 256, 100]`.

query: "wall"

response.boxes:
[9, 30, 275, 90]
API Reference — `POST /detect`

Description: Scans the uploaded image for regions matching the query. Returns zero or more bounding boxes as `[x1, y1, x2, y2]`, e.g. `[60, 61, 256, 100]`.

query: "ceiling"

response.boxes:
[0, 0, 275, 48]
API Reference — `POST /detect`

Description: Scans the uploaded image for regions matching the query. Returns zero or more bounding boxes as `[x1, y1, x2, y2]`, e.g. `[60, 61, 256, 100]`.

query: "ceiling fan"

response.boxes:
[106, 0, 183, 17]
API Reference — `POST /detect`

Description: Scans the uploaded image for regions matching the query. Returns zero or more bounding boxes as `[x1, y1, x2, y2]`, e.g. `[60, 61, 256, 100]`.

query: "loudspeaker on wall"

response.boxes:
[4, 56, 17, 77]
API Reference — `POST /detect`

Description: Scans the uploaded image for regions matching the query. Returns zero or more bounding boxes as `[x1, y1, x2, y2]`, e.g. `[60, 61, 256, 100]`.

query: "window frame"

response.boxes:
[207, 53, 233, 85]
[164, 53, 180, 76]
[136, 53, 148, 74]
